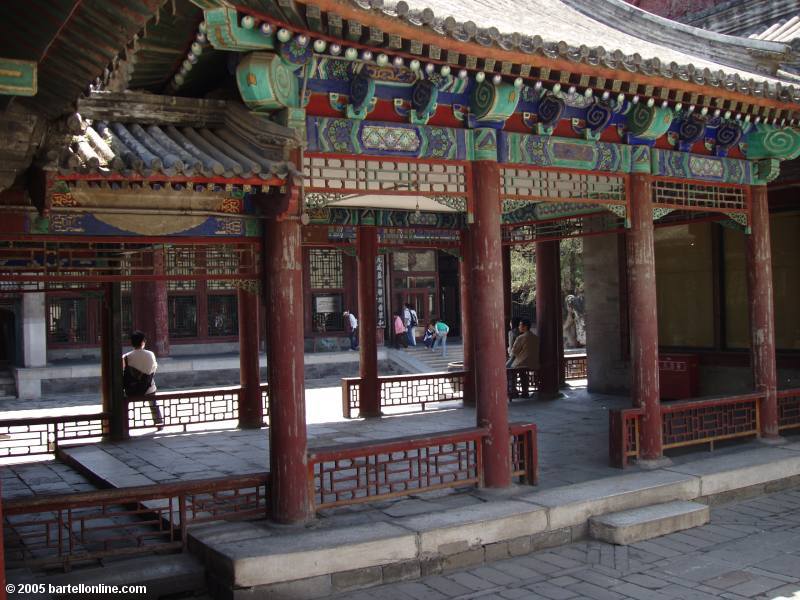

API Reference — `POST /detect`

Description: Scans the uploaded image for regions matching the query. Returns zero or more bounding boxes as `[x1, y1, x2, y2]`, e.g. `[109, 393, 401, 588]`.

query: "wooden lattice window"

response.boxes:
[501, 168, 626, 204]
[47, 297, 88, 344]
[304, 156, 467, 195]
[168, 296, 197, 338]
[652, 180, 746, 212]
[207, 294, 238, 337]
[309, 249, 345, 333]
[166, 247, 196, 291]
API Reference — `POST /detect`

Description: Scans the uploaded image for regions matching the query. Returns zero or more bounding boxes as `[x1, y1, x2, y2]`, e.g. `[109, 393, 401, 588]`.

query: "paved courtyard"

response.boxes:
[331, 486, 800, 600]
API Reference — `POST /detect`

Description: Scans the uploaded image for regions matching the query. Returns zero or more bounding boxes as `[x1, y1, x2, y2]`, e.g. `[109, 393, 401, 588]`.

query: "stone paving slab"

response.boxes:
[327, 486, 800, 600]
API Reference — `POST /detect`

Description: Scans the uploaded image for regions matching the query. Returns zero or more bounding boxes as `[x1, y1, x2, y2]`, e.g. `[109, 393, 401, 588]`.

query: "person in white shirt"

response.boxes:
[405, 303, 418, 347]
[343, 310, 358, 351]
[122, 330, 163, 427]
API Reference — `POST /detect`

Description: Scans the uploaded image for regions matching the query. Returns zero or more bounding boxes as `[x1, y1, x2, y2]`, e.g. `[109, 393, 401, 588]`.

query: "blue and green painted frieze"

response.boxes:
[307, 117, 473, 160]
[650, 149, 754, 185]
[499, 132, 632, 173]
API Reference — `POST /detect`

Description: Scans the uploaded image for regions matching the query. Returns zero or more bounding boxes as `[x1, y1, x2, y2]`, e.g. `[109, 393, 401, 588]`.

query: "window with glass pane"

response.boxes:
[654, 223, 714, 347]
[47, 297, 88, 344]
[207, 247, 238, 290]
[168, 296, 197, 338]
[392, 250, 436, 272]
[208, 294, 239, 336]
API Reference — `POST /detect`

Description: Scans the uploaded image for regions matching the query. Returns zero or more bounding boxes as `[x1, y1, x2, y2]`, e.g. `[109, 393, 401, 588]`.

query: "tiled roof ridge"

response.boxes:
[62, 114, 293, 182]
[339, 0, 800, 104]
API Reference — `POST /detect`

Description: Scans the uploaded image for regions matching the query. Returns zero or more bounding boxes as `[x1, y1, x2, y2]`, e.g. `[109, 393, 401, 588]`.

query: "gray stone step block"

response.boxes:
[40, 554, 205, 598]
[665, 446, 800, 497]
[396, 500, 548, 556]
[200, 521, 417, 588]
[517, 470, 700, 530]
[590, 500, 710, 545]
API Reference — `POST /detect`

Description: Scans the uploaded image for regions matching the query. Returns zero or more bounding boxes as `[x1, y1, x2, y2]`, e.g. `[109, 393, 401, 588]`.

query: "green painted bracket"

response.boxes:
[236, 52, 299, 112]
[205, 7, 274, 51]
[626, 104, 673, 140]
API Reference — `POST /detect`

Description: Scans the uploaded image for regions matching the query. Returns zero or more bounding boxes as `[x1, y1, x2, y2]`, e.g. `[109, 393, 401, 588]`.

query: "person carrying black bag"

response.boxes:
[123, 330, 163, 429]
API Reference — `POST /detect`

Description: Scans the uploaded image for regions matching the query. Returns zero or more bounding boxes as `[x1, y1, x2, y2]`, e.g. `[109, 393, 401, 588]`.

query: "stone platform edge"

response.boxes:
[189, 443, 800, 599]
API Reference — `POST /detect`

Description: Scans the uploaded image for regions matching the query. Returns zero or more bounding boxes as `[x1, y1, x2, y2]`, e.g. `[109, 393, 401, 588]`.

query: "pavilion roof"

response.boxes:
[58, 92, 297, 183]
[269, 0, 800, 107]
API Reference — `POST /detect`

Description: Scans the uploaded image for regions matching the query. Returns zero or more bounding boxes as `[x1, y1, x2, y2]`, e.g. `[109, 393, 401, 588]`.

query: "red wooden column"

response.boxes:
[747, 186, 780, 438]
[357, 225, 381, 417]
[101, 282, 126, 440]
[470, 158, 511, 487]
[238, 285, 263, 428]
[131, 248, 169, 357]
[627, 172, 663, 461]
[460, 231, 475, 407]
[264, 216, 310, 523]
[536, 240, 562, 397]
[501, 245, 512, 321]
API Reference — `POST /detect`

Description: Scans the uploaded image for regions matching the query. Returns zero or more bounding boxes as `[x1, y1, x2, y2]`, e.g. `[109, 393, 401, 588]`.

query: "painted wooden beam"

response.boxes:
[0, 58, 36, 96]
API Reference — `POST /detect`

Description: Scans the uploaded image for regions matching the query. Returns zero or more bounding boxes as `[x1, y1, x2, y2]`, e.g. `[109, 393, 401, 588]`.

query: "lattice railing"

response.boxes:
[564, 355, 588, 380]
[128, 384, 270, 432]
[507, 367, 540, 400]
[510, 422, 538, 485]
[342, 372, 466, 418]
[0, 414, 108, 458]
[609, 392, 763, 468]
[308, 427, 486, 509]
[651, 179, 747, 213]
[2, 473, 269, 570]
[778, 389, 800, 432]
[304, 155, 468, 196]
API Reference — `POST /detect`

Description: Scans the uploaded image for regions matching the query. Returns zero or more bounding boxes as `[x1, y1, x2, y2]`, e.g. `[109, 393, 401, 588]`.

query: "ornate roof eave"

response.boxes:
[563, 0, 794, 77]
[258, 0, 800, 119]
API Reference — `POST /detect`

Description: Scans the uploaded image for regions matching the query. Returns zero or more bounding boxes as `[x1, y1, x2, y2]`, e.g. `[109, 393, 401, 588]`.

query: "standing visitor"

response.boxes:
[343, 310, 358, 351]
[405, 303, 418, 347]
[393, 310, 408, 348]
[122, 330, 163, 428]
[432, 318, 450, 357]
[508, 319, 540, 397]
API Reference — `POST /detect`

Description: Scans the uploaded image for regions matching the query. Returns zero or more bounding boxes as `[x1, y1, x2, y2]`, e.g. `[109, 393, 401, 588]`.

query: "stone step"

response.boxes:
[589, 500, 710, 546]
[36, 554, 206, 599]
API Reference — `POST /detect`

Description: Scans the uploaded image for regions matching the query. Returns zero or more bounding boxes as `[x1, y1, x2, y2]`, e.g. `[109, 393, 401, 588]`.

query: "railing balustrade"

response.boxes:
[342, 371, 466, 418]
[564, 355, 588, 380]
[610, 392, 765, 468]
[0, 413, 109, 458]
[3, 473, 269, 570]
[308, 423, 539, 510]
[128, 383, 269, 433]
[778, 389, 800, 432]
